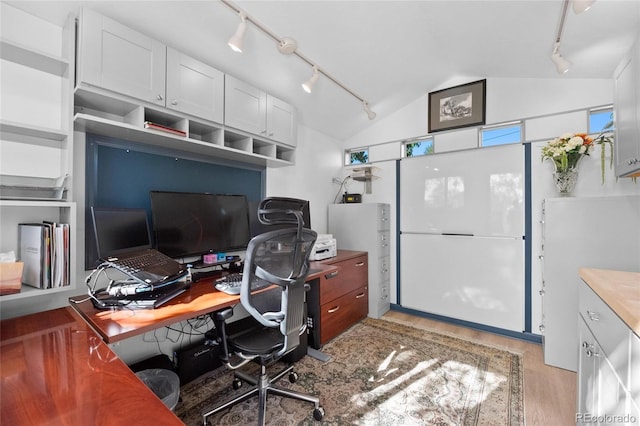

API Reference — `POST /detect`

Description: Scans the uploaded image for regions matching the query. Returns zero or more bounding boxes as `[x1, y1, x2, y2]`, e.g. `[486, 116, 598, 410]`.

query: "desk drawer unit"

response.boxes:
[308, 251, 369, 348]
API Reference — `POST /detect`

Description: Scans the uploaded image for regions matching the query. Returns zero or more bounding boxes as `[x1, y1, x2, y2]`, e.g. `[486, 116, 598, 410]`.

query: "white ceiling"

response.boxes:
[8, 0, 640, 141]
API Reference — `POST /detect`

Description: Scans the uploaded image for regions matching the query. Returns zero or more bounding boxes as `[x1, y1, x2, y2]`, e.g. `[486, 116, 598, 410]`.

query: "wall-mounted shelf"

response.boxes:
[74, 86, 295, 168]
[0, 38, 69, 76]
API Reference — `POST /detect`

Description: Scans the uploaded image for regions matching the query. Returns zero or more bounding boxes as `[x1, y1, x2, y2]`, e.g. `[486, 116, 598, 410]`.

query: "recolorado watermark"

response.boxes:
[576, 413, 637, 424]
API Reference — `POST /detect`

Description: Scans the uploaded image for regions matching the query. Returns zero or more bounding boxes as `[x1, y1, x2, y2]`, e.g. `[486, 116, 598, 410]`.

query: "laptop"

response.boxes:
[91, 207, 189, 307]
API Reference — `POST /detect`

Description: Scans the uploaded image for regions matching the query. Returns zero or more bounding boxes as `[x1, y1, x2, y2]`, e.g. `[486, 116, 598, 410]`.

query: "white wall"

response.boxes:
[341, 76, 640, 335]
[266, 125, 344, 234]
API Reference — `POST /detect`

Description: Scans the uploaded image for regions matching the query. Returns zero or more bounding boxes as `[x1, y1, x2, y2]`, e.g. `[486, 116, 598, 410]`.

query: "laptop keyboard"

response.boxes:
[113, 251, 174, 274]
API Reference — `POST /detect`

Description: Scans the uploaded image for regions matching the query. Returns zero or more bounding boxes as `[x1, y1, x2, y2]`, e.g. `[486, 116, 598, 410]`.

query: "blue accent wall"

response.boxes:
[84, 134, 265, 268]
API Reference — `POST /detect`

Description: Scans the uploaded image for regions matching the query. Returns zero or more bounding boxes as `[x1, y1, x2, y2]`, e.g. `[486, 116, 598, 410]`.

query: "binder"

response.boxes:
[18, 224, 46, 288]
[18, 222, 71, 289]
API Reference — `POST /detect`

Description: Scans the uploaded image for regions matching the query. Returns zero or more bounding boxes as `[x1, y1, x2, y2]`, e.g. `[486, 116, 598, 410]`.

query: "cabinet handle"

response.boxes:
[586, 349, 600, 358]
[539, 324, 545, 332]
[327, 306, 340, 314]
[355, 262, 365, 267]
[355, 293, 365, 299]
[586, 310, 600, 321]
[539, 290, 545, 296]
[324, 271, 339, 279]
[156, 94, 163, 101]
[171, 100, 178, 105]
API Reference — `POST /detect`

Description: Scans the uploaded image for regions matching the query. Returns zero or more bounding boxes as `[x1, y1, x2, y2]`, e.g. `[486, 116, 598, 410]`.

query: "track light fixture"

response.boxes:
[573, 0, 595, 14]
[302, 67, 319, 94]
[363, 101, 376, 120]
[220, 0, 376, 120]
[228, 12, 247, 53]
[551, 0, 572, 74]
[551, 42, 571, 74]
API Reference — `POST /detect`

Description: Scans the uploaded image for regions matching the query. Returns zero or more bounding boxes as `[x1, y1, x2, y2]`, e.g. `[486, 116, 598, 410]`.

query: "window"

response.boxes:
[403, 138, 434, 157]
[345, 148, 369, 165]
[480, 122, 522, 147]
[589, 108, 614, 133]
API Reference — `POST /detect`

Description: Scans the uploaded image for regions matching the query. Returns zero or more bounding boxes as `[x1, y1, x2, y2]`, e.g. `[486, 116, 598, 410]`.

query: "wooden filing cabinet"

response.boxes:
[307, 250, 368, 348]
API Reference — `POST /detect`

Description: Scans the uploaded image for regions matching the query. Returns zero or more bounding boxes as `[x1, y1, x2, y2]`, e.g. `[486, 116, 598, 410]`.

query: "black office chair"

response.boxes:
[202, 198, 324, 426]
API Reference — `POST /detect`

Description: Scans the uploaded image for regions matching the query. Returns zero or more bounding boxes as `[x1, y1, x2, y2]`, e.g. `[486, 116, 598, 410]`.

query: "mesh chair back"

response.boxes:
[240, 199, 317, 357]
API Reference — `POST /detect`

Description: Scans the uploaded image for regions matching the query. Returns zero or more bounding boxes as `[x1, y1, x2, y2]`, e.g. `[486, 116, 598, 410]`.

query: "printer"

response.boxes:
[310, 234, 337, 261]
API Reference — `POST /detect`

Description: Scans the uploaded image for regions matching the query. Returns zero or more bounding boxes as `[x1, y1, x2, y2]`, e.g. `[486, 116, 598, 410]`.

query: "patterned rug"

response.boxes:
[174, 318, 524, 425]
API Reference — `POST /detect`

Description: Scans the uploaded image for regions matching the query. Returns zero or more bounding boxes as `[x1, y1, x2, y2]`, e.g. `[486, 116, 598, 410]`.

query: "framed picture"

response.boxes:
[428, 79, 486, 133]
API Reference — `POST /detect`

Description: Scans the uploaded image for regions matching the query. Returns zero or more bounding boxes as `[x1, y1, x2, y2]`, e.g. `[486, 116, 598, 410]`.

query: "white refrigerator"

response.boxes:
[541, 195, 640, 371]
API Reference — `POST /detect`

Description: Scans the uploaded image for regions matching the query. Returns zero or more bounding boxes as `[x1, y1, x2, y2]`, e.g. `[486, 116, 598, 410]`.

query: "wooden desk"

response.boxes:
[69, 264, 338, 344]
[0, 307, 183, 426]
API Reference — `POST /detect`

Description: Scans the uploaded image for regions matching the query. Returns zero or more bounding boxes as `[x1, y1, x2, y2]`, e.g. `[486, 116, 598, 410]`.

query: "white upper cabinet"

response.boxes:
[224, 75, 267, 136]
[225, 75, 297, 147]
[267, 95, 297, 147]
[166, 48, 224, 123]
[614, 34, 640, 178]
[76, 8, 166, 106]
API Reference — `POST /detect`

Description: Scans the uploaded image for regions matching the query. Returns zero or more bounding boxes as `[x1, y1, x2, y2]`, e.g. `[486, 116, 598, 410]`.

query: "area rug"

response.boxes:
[174, 317, 524, 425]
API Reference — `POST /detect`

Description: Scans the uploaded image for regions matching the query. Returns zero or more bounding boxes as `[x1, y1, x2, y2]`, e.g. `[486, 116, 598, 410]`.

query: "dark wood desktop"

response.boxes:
[68, 263, 339, 344]
[1, 255, 361, 425]
[0, 307, 183, 425]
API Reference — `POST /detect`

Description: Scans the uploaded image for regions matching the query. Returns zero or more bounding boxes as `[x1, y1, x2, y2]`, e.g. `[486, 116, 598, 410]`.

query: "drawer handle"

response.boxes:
[355, 262, 365, 267]
[355, 293, 366, 299]
[327, 306, 340, 314]
[324, 271, 339, 279]
[587, 310, 600, 321]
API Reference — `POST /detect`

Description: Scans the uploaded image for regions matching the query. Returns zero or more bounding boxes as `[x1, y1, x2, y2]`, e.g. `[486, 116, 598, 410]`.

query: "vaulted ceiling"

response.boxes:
[10, 0, 640, 140]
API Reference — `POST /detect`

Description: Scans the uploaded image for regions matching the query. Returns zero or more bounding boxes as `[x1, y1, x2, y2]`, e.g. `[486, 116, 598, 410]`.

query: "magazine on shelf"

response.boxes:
[143, 121, 187, 137]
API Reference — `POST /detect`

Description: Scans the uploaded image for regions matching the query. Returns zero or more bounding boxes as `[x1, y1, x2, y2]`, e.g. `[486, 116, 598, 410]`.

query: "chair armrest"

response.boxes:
[210, 307, 234, 362]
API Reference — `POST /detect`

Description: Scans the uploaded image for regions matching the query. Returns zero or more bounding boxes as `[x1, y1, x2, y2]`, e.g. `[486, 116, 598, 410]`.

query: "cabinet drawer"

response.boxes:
[320, 286, 368, 345]
[320, 256, 368, 304]
[579, 282, 631, 382]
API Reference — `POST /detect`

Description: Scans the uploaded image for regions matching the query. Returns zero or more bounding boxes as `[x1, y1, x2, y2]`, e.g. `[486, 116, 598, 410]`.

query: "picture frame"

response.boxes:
[428, 79, 486, 133]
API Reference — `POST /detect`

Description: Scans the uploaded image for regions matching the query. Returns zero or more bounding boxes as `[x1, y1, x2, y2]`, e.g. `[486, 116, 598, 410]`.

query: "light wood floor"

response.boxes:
[383, 311, 577, 426]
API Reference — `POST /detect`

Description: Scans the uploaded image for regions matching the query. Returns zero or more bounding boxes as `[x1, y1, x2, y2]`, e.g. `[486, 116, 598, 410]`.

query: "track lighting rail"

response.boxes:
[220, 0, 376, 119]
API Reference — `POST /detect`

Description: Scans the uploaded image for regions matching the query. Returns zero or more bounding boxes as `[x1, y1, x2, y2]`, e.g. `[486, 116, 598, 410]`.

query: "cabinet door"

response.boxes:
[614, 38, 640, 177]
[224, 75, 267, 135]
[266, 95, 297, 146]
[77, 8, 166, 106]
[577, 316, 597, 423]
[165, 48, 224, 123]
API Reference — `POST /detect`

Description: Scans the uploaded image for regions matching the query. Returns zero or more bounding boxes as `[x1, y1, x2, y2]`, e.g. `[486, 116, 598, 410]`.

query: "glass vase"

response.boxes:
[552, 169, 579, 195]
[552, 156, 582, 196]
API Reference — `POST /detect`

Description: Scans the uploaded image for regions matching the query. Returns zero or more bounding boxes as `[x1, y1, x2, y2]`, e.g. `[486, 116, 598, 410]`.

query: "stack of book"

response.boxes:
[18, 221, 70, 289]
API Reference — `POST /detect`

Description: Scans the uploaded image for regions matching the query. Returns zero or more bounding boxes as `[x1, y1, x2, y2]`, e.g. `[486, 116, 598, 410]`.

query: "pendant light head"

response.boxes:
[573, 0, 595, 14]
[362, 101, 376, 120]
[302, 66, 319, 94]
[551, 42, 571, 74]
[228, 12, 247, 53]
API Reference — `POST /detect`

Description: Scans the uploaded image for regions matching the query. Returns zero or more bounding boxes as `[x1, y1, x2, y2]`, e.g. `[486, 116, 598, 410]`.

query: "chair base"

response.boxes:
[202, 364, 323, 426]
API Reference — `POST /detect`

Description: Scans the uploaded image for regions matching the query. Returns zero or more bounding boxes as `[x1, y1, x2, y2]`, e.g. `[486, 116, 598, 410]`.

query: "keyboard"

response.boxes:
[114, 250, 174, 273]
[103, 249, 185, 285]
[214, 273, 272, 295]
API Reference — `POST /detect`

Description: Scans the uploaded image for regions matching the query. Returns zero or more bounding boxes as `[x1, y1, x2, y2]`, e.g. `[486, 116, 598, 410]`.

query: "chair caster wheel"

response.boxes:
[313, 407, 325, 421]
[288, 371, 298, 383]
[232, 378, 242, 390]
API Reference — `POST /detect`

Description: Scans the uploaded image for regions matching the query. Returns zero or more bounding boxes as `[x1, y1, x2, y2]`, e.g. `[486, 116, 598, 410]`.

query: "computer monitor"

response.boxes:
[91, 207, 152, 259]
[150, 191, 251, 259]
